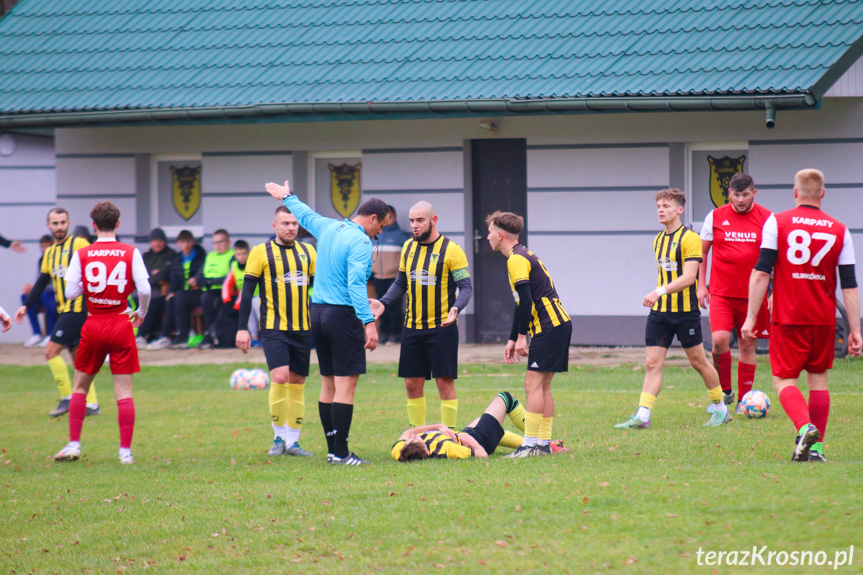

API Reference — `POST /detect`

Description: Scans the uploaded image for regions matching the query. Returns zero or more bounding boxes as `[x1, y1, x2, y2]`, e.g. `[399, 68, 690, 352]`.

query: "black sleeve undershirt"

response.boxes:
[237, 276, 257, 330]
[23, 273, 51, 309]
[509, 283, 533, 341]
[839, 264, 858, 289]
[451, 277, 473, 311]
[378, 271, 408, 308]
[754, 248, 778, 275]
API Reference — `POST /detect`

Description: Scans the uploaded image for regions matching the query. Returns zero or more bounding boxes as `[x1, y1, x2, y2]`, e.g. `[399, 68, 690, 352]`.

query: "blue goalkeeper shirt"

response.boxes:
[282, 195, 374, 324]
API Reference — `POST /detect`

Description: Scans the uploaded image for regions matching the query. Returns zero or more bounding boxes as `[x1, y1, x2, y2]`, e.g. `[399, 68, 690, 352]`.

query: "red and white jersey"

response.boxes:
[65, 238, 149, 316]
[762, 205, 856, 326]
[701, 202, 772, 299]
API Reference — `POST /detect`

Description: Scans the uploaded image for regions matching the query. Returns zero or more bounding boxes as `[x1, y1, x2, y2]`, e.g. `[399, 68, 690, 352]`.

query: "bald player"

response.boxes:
[371, 201, 473, 430]
[743, 169, 861, 462]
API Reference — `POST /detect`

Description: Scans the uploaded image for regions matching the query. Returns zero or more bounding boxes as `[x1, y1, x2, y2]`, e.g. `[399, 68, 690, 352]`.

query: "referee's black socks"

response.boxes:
[331, 402, 354, 458]
[318, 401, 336, 455]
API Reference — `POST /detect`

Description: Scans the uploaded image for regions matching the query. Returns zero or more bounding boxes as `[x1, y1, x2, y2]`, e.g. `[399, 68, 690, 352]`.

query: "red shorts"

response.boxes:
[75, 315, 140, 376]
[769, 324, 835, 379]
[709, 294, 770, 338]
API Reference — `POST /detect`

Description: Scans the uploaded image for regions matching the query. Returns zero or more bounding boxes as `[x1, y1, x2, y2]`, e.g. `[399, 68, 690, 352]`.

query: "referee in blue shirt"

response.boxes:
[266, 180, 389, 465]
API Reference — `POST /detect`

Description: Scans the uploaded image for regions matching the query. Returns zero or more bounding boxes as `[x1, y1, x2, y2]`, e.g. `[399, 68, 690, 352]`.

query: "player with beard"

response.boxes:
[699, 174, 773, 413]
[371, 201, 472, 430]
[236, 206, 317, 457]
[16, 208, 100, 417]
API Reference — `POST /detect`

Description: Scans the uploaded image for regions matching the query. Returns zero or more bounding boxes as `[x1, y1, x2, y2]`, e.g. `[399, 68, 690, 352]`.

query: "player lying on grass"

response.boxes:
[392, 392, 569, 461]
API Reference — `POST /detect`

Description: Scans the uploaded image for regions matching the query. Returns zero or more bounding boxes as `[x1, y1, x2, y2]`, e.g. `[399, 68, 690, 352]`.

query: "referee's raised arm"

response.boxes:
[264, 179, 390, 465]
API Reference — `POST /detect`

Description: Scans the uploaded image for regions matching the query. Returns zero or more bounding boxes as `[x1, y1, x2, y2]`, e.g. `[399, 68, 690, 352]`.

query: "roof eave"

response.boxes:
[0, 93, 819, 129]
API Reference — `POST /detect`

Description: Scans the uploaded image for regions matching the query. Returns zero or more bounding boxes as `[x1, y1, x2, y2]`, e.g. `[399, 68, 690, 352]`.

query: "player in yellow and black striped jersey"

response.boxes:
[486, 210, 572, 459]
[615, 189, 727, 430]
[236, 206, 317, 457]
[16, 207, 100, 416]
[373, 201, 473, 430]
[652, 225, 702, 313]
[393, 391, 529, 461]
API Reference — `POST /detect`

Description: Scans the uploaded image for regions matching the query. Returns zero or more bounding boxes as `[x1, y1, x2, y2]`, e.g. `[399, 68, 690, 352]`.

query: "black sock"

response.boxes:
[498, 391, 516, 413]
[318, 401, 336, 454]
[331, 402, 354, 458]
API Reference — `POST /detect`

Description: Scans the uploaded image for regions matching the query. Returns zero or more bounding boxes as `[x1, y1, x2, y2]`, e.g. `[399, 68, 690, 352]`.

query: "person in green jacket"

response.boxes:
[197, 229, 234, 349]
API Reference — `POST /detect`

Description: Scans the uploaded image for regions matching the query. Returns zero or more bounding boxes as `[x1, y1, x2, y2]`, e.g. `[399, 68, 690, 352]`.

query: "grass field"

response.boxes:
[2, 357, 862, 574]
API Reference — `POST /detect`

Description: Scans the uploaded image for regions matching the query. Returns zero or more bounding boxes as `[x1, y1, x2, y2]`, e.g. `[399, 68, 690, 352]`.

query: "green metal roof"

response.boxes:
[0, 0, 862, 126]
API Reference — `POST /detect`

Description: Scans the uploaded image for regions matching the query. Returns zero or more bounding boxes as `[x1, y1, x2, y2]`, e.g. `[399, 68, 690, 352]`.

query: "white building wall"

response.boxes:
[0, 134, 56, 343]
[2, 97, 861, 344]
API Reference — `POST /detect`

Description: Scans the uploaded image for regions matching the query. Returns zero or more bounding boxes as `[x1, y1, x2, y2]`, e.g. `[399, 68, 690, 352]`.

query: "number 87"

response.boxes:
[786, 230, 835, 266]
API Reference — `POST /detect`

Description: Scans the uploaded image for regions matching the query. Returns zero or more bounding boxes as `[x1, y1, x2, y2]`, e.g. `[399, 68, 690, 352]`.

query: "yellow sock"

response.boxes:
[47, 356, 72, 398]
[508, 402, 526, 431]
[407, 396, 427, 427]
[286, 383, 305, 430]
[539, 416, 553, 441]
[639, 392, 657, 410]
[499, 431, 523, 449]
[441, 399, 458, 430]
[525, 411, 542, 440]
[707, 386, 723, 404]
[85, 379, 98, 405]
[269, 382, 289, 426]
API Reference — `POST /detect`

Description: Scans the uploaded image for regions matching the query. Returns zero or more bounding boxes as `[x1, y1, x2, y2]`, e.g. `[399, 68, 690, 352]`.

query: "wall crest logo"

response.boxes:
[171, 165, 202, 221]
[330, 163, 361, 218]
[707, 155, 746, 208]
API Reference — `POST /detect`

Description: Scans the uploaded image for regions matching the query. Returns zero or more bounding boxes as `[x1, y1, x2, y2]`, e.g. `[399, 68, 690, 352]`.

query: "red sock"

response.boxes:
[713, 351, 732, 392]
[778, 386, 810, 431]
[808, 390, 830, 442]
[117, 398, 136, 449]
[68, 392, 86, 442]
[738, 362, 756, 400]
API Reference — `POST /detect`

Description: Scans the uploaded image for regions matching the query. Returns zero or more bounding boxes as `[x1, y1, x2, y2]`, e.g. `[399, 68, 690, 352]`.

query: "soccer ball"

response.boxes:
[245, 368, 270, 390]
[229, 368, 250, 390]
[740, 390, 771, 419]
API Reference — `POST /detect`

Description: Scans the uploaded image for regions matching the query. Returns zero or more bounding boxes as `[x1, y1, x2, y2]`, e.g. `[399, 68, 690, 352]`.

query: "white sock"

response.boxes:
[537, 439, 550, 447]
[636, 406, 651, 422]
[62, 395, 72, 400]
[522, 436, 538, 447]
[118, 447, 132, 457]
[272, 423, 288, 441]
[68, 441, 81, 449]
[87, 403, 99, 409]
[285, 426, 301, 445]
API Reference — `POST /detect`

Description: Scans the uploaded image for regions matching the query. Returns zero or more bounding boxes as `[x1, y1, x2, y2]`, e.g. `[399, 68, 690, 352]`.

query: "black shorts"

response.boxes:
[311, 304, 366, 377]
[527, 321, 571, 373]
[50, 311, 87, 349]
[398, 324, 459, 380]
[260, 329, 312, 376]
[461, 413, 505, 457]
[645, 309, 703, 349]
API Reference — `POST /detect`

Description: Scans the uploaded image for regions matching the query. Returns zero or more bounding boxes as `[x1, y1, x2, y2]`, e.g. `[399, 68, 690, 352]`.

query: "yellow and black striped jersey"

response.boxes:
[391, 431, 472, 461]
[245, 240, 316, 331]
[652, 225, 702, 313]
[400, 235, 469, 329]
[507, 244, 570, 337]
[41, 235, 89, 313]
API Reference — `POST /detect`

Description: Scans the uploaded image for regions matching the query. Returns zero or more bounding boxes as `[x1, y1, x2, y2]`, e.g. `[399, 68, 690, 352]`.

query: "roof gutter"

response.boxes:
[0, 94, 818, 129]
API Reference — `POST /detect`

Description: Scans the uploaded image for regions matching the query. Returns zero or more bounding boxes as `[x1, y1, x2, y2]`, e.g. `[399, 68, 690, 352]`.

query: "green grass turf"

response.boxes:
[2, 357, 863, 574]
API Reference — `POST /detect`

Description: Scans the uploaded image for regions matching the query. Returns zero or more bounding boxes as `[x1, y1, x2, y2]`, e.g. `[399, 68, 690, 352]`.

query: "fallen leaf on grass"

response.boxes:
[495, 540, 508, 548]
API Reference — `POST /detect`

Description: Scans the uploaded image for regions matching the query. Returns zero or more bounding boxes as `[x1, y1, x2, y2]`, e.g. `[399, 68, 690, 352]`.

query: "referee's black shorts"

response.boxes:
[398, 324, 459, 380]
[645, 309, 702, 349]
[50, 311, 87, 349]
[527, 321, 571, 373]
[260, 329, 312, 376]
[461, 413, 505, 457]
[311, 304, 366, 377]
